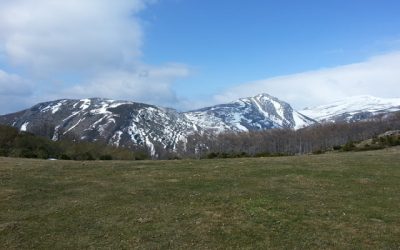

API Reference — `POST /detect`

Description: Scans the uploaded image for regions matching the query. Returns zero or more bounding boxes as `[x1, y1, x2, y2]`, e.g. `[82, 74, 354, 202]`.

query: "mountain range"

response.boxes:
[1, 93, 399, 156]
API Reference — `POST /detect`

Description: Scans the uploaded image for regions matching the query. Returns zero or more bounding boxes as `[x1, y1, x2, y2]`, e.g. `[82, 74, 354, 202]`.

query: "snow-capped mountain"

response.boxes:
[2, 94, 399, 156]
[185, 93, 315, 132]
[300, 95, 400, 123]
[0, 98, 202, 156]
[0, 93, 315, 156]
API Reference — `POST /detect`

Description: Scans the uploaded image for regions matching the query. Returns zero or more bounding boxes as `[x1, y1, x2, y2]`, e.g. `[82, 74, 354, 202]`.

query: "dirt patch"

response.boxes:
[0, 222, 19, 233]
[166, 179, 179, 183]
[355, 178, 375, 185]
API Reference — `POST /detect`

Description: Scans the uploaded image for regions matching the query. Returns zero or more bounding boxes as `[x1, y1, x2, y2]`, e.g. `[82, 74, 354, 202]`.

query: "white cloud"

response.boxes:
[0, 0, 147, 73]
[214, 51, 400, 109]
[0, 69, 32, 95]
[60, 63, 191, 107]
[0, 0, 192, 114]
[0, 69, 34, 114]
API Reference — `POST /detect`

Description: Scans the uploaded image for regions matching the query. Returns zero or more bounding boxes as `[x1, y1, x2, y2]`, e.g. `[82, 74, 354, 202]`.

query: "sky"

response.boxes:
[1, 0, 400, 114]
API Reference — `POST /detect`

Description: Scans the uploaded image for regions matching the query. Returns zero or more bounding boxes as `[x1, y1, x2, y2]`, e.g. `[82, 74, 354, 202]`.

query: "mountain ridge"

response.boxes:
[300, 95, 400, 123]
[1, 93, 400, 156]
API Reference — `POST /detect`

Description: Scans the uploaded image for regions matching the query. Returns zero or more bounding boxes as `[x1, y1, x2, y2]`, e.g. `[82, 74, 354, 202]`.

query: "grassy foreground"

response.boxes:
[1, 148, 400, 249]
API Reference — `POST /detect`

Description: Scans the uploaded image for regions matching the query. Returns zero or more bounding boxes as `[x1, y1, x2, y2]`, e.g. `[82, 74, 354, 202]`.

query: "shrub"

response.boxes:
[60, 154, 71, 160]
[72, 152, 95, 161]
[332, 145, 342, 150]
[342, 142, 356, 151]
[207, 152, 219, 159]
[255, 152, 271, 157]
[100, 155, 113, 160]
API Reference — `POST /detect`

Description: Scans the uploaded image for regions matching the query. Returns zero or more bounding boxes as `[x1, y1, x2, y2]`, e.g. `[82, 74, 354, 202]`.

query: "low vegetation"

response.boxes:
[336, 130, 400, 152]
[1, 148, 399, 248]
[0, 125, 149, 161]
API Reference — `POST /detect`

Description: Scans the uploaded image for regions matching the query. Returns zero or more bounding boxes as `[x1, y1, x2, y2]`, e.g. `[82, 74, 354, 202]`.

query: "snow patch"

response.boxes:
[111, 131, 123, 147]
[270, 99, 284, 119]
[292, 112, 312, 129]
[63, 118, 86, 135]
[20, 122, 29, 131]
[63, 111, 81, 122]
[40, 100, 67, 114]
[79, 99, 91, 110]
[52, 125, 61, 141]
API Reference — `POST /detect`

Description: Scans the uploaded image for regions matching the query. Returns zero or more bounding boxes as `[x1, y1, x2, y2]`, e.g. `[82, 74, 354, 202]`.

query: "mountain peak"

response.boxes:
[237, 93, 279, 102]
[255, 92, 277, 99]
[185, 93, 314, 132]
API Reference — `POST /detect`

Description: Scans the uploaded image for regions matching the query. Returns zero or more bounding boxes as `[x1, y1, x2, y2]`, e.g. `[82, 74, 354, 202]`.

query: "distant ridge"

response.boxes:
[300, 95, 400, 123]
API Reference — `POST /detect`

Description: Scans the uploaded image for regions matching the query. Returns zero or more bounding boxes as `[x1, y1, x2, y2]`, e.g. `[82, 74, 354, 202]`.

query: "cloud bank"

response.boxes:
[0, 0, 145, 72]
[0, 0, 189, 114]
[214, 51, 400, 109]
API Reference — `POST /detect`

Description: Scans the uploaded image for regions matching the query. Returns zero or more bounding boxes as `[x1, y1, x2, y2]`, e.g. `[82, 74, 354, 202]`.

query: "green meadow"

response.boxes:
[1, 148, 399, 249]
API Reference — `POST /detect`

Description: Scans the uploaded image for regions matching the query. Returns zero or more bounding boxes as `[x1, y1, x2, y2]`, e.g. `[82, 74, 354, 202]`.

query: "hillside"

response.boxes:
[1, 148, 399, 248]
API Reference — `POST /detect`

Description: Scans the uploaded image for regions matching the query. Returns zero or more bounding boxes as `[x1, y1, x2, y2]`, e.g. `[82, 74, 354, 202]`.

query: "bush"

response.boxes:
[358, 144, 384, 151]
[255, 152, 271, 157]
[207, 152, 219, 159]
[342, 142, 356, 151]
[332, 145, 342, 150]
[237, 152, 249, 158]
[132, 152, 148, 160]
[100, 155, 113, 160]
[72, 152, 95, 161]
[60, 154, 71, 160]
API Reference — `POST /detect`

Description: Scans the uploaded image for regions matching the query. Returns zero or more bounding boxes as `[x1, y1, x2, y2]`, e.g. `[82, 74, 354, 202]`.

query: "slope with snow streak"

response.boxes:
[301, 95, 400, 123]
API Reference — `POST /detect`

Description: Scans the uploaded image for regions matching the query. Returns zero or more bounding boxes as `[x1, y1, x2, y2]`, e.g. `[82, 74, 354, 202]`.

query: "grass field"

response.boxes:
[1, 148, 400, 249]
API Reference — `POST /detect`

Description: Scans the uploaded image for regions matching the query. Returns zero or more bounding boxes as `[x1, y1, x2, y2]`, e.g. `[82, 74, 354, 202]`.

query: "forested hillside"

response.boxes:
[179, 112, 400, 158]
[0, 125, 149, 160]
[1, 112, 400, 160]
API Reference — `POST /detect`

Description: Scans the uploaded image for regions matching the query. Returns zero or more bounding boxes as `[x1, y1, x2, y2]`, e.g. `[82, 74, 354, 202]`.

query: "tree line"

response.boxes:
[0, 125, 149, 160]
[175, 112, 400, 159]
[1, 112, 400, 161]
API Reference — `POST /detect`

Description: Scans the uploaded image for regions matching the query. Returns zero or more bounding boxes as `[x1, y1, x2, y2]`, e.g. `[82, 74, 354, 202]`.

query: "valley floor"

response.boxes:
[1, 148, 400, 249]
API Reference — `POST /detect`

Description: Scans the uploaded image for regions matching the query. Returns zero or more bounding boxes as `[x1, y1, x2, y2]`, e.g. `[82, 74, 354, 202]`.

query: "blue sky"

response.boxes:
[141, 0, 400, 97]
[1, 0, 400, 114]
